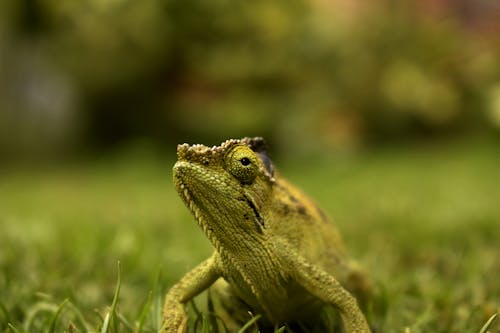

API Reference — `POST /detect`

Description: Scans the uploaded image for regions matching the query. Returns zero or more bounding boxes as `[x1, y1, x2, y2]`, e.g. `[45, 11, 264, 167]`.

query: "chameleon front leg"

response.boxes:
[276, 240, 371, 333]
[162, 254, 221, 333]
[294, 263, 371, 333]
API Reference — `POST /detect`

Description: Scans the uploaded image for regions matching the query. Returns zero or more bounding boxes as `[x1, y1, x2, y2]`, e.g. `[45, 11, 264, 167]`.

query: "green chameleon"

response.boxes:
[163, 137, 371, 333]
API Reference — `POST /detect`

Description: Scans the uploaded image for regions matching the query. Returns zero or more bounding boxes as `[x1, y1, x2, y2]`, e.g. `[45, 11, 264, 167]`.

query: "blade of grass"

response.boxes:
[0, 301, 11, 324]
[101, 261, 122, 333]
[201, 314, 210, 333]
[190, 299, 204, 332]
[193, 311, 203, 333]
[66, 301, 94, 332]
[23, 302, 57, 332]
[7, 323, 21, 333]
[136, 290, 153, 333]
[212, 314, 230, 333]
[152, 269, 163, 332]
[190, 299, 201, 317]
[274, 326, 286, 333]
[48, 298, 69, 333]
[237, 314, 261, 333]
[479, 313, 498, 333]
[101, 312, 111, 333]
[206, 290, 218, 332]
[95, 309, 105, 325]
[117, 312, 134, 331]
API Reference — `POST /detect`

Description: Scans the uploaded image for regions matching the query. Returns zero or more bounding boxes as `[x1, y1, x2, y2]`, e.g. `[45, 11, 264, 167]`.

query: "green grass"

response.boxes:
[0, 139, 499, 332]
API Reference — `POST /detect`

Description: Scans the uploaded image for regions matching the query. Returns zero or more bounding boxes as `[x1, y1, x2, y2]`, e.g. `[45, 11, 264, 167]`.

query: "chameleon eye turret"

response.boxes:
[224, 145, 259, 184]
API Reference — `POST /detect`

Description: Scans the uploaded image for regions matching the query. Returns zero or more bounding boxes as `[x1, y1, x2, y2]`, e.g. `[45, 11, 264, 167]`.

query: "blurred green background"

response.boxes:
[1, 0, 500, 159]
[0, 0, 499, 332]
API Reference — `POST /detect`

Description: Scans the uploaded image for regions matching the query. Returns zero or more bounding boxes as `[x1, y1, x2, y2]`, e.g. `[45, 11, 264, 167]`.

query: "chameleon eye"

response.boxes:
[225, 146, 258, 184]
[240, 157, 251, 166]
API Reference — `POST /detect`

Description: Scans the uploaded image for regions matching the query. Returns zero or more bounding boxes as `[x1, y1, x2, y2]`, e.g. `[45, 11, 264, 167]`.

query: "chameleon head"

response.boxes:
[173, 137, 275, 252]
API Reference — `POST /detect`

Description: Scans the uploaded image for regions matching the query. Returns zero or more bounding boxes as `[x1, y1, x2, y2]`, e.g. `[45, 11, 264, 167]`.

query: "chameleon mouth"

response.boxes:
[174, 171, 222, 251]
[176, 181, 210, 235]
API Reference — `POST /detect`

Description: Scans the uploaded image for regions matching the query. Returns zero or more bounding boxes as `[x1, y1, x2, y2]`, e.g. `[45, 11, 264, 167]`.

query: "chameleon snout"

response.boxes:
[172, 161, 190, 182]
[176, 143, 190, 161]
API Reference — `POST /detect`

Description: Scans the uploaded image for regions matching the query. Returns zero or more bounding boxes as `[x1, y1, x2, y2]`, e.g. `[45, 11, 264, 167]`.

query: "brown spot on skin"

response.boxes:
[282, 204, 291, 215]
[297, 206, 308, 216]
[275, 182, 286, 191]
[289, 195, 298, 203]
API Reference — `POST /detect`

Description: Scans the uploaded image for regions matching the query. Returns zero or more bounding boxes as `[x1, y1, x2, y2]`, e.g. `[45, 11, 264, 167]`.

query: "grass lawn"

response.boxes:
[0, 138, 499, 332]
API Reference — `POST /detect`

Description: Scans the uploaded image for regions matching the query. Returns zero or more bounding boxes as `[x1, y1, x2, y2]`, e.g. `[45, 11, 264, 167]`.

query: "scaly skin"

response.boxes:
[163, 137, 371, 333]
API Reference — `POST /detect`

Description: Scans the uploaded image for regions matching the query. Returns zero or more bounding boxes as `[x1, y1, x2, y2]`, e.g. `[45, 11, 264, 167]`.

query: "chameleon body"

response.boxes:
[163, 137, 371, 333]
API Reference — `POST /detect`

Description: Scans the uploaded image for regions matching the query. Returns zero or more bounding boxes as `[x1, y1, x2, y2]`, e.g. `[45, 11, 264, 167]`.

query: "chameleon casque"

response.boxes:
[163, 137, 371, 333]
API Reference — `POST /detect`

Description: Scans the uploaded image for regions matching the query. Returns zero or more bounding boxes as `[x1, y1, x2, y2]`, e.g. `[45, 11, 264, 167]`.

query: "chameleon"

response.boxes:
[163, 137, 371, 333]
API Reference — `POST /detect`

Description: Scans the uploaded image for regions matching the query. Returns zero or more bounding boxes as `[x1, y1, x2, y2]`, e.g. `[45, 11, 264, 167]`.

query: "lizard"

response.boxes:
[163, 137, 371, 333]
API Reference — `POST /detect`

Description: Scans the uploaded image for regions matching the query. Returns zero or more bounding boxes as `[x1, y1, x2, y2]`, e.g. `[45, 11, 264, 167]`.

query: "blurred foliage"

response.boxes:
[1, 0, 500, 159]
